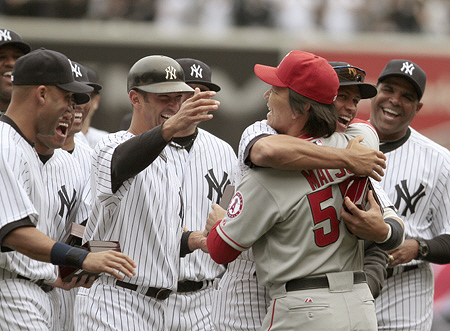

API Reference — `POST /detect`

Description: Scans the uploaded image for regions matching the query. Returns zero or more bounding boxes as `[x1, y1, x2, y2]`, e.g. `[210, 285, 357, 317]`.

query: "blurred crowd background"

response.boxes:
[1, 0, 449, 36]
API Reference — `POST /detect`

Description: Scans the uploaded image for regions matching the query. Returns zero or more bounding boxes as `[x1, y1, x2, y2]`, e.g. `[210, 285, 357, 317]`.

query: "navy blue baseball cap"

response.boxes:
[12, 49, 93, 104]
[176, 58, 221, 92]
[329, 61, 377, 99]
[71, 62, 103, 93]
[377, 59, 426, 100]
[0, 28, 31, 54]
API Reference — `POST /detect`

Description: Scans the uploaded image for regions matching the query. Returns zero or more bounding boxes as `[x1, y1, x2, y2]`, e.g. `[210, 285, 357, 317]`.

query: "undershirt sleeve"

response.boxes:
[111, 125, 169, 193]
[0, 218, 35, 252]
[207, 222, 242, 264]
[424, 234, 450, 264]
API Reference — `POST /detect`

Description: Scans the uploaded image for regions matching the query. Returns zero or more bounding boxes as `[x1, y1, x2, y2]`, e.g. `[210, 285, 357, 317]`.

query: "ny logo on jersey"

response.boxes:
[190, 64, 203, 79]
[69, 60, 82, 78]
[165, 66, 177, 80]
[394, 180, 426, 216]
[58, 185, 77, 219]
[400, 62, 415, 76]
[205, 169, 231, 204]
[0, 29, 12, 41]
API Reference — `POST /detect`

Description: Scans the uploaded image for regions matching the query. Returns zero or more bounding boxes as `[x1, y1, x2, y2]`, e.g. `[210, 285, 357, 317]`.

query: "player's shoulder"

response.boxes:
[197, 128, 235, 152]
[409, 127, 450, 160]
[94, 130, 131, 152]
[241, 120, 277, 137]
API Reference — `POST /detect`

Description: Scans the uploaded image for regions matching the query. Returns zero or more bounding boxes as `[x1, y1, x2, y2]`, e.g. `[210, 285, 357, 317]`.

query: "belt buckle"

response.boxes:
[155, 288, 171, 300]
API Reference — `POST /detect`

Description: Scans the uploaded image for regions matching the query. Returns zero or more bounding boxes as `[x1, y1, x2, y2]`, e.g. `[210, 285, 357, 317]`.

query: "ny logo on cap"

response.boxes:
[0, 29, 12, 41]
[190, 64, 203, 79]
[400, 62, 415, 76]
[69, 60, 82, 78]
[165, 66, 177, 80]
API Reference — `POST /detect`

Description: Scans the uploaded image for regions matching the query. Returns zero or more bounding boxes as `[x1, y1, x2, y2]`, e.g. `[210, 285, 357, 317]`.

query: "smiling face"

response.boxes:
[36, 86, 75, 138]
[334, 85, 361, 133]
[370, 76, 422, 141]
[0, 45, 26, 109]
[264, 86, 297, 135]
[136, 90, 184, 130]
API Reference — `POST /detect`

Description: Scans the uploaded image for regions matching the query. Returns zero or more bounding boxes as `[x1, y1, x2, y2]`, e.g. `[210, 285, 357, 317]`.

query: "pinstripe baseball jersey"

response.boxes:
[0, 120, 58, 282]
[164, 128, 237, 331]
[72, 133, 93, 181]
[83, 130, 183, 289]
[40, 149, 90, 242]
[376, 127, 450, 331]
[38, 148, 91, 331]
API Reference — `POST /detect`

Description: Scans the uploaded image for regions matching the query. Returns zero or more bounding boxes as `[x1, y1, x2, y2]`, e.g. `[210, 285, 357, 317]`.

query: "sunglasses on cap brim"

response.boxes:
[333, 66, 366, 83]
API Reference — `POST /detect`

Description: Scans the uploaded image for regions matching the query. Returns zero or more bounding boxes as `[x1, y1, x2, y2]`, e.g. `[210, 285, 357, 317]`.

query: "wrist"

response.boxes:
[415, 239, 429, 260]
[375, 224, 392, 244]
[50, 242, 89, 268]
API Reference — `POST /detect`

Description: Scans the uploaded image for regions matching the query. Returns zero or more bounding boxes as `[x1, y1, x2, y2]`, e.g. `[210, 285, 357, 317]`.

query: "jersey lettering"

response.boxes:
[307, 186, 340, 247]
[394, 180, 426, 216]
[205, 169, 231, 203]
[58, 185, 77, 219]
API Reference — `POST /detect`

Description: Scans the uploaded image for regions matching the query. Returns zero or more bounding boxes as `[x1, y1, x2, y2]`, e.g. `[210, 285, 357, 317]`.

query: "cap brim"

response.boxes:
[1, 41, 31, 54]
[57, 80, 94, 94]
[339, 81, 377, 99]
[185, 80, 221, 92]
[254, 64, 287, 87]
[87, 82, 102, 92]
[136, 81, 194, 94]
[73, 93, 91, 105]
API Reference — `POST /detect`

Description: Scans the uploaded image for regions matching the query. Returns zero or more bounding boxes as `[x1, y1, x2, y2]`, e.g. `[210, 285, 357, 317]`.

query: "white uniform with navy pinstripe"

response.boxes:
[376, 127, 450, 331]
[212, 120, 394, 331]
[0, 119, 59, 330]
[74, 131, 183, 330]
[164, 128, 237, 331]
[39, 148, 91, 331]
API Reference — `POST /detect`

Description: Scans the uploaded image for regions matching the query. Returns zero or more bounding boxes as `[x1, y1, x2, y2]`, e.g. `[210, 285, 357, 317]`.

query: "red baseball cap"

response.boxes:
[254, 51, 339, 104]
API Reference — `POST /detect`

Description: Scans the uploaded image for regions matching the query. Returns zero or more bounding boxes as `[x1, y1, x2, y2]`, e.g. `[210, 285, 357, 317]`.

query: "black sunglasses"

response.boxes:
[333, 66, 366, 83]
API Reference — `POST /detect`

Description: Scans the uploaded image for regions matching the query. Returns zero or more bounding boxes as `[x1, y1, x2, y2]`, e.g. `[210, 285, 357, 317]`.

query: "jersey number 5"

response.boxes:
[307, 186, 340, 247]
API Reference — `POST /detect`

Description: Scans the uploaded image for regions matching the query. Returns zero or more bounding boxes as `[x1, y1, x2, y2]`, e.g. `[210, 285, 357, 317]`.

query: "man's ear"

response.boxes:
[129, 90, 141, 106]
[36, 85, 47, 105]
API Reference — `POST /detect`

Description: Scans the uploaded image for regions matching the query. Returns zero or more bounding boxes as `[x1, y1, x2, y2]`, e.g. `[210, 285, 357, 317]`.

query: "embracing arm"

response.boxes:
[250, 135, 386, 181]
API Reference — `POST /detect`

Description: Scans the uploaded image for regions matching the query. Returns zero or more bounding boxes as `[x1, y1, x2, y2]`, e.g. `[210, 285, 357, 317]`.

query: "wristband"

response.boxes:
[376, 218, 405, 251]
[375, 224, 392, 244]
[50, 242, 89, 268]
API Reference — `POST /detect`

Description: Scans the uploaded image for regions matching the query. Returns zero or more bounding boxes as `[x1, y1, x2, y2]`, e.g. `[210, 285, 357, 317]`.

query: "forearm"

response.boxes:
[251, 135, 351, 170]
[3, 226, 56, 262]
[422, 234, 450, 264]
[363, 240, 389, 299]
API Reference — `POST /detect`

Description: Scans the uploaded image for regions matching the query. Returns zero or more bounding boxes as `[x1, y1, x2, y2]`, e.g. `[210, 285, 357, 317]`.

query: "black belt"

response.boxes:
[286, 271, 367, 292]
[386, 265, 419, 279]
[177, 280, 211, 293]
[115, 280, 172, 300]
[16, 275, 54, 293]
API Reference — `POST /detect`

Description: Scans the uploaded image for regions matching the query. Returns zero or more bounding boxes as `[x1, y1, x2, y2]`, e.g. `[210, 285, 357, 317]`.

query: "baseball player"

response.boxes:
[0, 28, 31, 114]
[35, 111, 92, 331]
[75, 55, 219, 330]
[211, 59, 404, 330]
[371, 60, 450, 330]
[0, 48, 135, 330]
[63, 61, 96, 178]
[81, 66, 109, 148]
[207, 51, 401, 330]
[162, 58, 237, 331]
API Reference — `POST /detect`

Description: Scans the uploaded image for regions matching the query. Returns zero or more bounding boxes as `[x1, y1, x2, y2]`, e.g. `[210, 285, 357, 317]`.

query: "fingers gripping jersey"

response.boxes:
[213, 119, 381, 330]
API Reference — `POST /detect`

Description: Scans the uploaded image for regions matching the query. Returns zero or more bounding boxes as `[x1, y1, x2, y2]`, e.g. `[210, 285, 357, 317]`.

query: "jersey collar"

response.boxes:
[379, 127, 411, 153]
